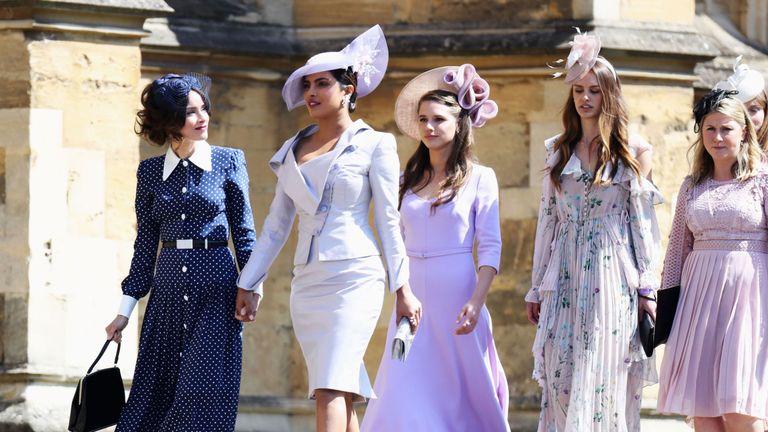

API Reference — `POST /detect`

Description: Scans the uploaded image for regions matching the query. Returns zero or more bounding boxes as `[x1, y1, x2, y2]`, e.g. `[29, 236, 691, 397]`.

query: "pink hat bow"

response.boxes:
[443, 64, 499, 128]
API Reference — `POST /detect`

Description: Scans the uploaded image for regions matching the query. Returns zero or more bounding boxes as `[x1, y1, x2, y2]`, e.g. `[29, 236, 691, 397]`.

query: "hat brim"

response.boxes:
[394, 66, 458, 141]
[282, 25, 389, 111]
[282, 60, 352, 111]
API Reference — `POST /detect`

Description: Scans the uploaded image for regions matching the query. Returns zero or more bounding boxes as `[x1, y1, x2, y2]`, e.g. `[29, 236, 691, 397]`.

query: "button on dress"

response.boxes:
[116, 145, 256, 432]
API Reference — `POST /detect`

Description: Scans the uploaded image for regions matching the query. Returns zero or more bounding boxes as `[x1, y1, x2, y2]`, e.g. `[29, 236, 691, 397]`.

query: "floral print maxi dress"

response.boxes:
[525, 138, 662, 432]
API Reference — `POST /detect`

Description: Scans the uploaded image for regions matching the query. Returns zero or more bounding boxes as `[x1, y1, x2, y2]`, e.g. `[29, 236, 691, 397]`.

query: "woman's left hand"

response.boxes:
[638, 295, 657, 321]
[455, 300, 482, 335]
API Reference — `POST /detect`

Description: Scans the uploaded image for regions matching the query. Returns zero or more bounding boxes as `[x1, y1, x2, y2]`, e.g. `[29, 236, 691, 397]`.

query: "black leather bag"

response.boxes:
[68, 340, 125, 432]
[639, 286, 681, 357]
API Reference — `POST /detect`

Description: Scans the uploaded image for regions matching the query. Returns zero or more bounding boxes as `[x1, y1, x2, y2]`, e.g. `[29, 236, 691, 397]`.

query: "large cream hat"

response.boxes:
[394, 64, 498, 141]
[714, 56, 766, 103]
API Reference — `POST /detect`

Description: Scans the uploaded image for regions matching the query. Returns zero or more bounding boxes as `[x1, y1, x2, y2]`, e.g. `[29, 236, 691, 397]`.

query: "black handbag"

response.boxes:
[68, 340, 125, 432]
[639, 286, 681, 357]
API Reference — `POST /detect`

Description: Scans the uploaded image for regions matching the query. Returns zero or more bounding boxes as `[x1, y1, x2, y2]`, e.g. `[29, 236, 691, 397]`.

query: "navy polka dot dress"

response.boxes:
[116, 145, 256, 432]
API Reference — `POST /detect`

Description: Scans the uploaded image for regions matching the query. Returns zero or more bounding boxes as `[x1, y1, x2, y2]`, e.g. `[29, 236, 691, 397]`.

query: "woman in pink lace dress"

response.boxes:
[657, 90, 768, 431]
[525, 31, 662, 431]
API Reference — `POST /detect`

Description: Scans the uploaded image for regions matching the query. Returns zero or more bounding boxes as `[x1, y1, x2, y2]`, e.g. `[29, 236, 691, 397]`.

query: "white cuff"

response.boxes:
[118, 295, 138, 318]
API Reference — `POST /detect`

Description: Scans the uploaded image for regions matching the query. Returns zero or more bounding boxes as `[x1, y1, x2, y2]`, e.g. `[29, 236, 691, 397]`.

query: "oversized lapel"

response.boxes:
[269, 124, 320, 215]
[267, 121, 371, 216]
[313, 119, 371, 195]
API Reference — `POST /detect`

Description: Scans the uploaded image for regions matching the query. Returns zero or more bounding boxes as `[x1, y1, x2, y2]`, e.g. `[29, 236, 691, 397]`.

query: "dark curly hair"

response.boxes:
[331, 67, 359, 112]
[135, 74, 212, 146]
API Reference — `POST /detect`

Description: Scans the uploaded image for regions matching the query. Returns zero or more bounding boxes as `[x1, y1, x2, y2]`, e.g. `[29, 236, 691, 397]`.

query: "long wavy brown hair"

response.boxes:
[549, 59, 640, 189]
[399, 90, 475, 211]
[752, 88, 768, 150]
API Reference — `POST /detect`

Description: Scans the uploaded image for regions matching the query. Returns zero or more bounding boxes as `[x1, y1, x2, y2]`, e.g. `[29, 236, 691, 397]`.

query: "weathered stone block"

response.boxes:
[2, 292, 28, 366]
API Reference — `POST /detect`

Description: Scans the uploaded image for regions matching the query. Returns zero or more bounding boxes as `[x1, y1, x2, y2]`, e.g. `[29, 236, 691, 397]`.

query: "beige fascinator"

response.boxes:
[549, 28, 617, 83]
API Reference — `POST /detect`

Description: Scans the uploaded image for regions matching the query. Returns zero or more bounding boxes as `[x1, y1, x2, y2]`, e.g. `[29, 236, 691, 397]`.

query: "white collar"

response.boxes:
[163, 141, 212, 181]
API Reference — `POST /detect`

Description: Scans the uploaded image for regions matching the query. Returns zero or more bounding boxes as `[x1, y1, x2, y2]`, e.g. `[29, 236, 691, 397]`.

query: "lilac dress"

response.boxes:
[525, 137, 662, 432]
[361, 165, 509, 432]
[657, 173, 768, 419]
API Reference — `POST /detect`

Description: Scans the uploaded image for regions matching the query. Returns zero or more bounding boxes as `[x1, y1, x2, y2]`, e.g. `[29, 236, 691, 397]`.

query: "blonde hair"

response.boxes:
[753, 88, 768, 150]
[549, 59, 641, 189]
[690, 95, 763, 184]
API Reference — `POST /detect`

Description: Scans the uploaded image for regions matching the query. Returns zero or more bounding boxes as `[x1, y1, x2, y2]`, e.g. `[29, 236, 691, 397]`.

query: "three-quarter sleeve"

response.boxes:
[224, 149, 256, 270]
[236, 177, 296, 297]
[526, 173, 559, 303]
[627, 174, 663, 293]
[120, 160, 161, 308]
[473, 167, 501, 272]
[660, 179, 694, 290]
[370, 134, 409, 293]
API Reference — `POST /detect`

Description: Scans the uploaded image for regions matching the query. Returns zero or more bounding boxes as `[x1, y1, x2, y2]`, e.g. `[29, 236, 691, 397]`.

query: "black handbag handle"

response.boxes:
[86, 340, 120, 375]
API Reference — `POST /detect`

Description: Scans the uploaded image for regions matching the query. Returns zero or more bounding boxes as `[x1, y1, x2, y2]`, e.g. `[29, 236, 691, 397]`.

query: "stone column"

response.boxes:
[0, 1, 171, 430]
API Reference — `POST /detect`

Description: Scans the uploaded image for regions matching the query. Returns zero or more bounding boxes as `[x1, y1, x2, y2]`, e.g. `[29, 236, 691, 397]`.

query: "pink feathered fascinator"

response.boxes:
[550, 28, 616, 84]
[394, 64, 498, 141]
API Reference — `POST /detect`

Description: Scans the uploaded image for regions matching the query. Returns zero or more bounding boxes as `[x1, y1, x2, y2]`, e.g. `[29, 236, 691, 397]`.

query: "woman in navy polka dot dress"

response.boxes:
[105, 74, 256, 431]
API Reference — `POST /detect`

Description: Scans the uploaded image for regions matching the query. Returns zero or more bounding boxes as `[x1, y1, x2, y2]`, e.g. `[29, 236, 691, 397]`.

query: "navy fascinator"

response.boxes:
[693, 88, 739, 133]
[151, 73, 212, 113]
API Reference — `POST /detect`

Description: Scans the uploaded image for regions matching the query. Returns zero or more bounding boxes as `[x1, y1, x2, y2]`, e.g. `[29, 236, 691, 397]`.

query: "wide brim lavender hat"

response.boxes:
[394, 64, 499, 141]
[549, 27, 617, 84]
[714, 56, 766, 103]
[281, 25, 389, 111]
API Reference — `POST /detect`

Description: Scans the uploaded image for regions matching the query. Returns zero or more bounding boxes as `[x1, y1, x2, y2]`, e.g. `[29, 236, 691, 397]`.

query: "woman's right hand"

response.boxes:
[526, 302, 540, 325]
[105, 315, 129, 343]
[396, 284, 422, 334]
[235, 288, 261, 322]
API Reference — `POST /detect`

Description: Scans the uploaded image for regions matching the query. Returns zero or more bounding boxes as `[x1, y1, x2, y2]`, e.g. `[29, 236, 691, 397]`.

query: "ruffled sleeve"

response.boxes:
[625, 171, 664, 293]
[660, 178, 694, 290]
[526, 167, 560, 303]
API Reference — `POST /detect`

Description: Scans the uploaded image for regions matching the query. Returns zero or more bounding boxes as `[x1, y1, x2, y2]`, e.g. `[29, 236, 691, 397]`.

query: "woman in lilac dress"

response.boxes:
[657, 90, 768, 432]
[361, 65, 509, 432]
[525, 31, 661, 431]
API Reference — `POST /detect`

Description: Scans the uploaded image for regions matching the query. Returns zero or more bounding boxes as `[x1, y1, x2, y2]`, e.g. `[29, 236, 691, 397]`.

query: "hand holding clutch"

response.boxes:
[639, 286, 680, 357]
[391, 317, 416, 361]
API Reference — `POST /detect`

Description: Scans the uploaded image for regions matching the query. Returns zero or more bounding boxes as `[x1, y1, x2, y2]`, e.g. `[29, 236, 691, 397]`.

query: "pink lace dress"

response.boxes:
[526, 137, 662, 432]
[657, 173, 768, 419]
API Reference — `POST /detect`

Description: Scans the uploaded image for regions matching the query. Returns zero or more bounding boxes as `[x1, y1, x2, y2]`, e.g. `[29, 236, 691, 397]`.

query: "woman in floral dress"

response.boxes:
[524, 31, 662, 431]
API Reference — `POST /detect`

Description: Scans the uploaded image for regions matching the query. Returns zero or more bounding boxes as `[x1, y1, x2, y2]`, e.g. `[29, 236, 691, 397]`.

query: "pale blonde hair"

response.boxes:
[690, 96, 763, 184]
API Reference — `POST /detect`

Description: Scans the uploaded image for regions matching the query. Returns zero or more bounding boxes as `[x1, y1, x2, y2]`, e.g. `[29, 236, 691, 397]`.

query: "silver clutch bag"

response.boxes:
[391, 317, 415, 362]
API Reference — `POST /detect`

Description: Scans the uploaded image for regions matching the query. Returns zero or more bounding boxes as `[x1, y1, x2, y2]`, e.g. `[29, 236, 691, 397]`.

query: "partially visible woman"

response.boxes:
[714, 56, 768, 150]
[525, 30, 662, 431]
[235, 26, 421, 432]
[105, 74, 256, 431]
[657, 90, 768, 432]
[361, 65, 509, 432]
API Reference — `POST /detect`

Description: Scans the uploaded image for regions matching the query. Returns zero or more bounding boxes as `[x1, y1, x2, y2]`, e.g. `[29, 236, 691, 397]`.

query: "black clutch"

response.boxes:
[68, 340, 125, 432]
[639, 286, 681, 357]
